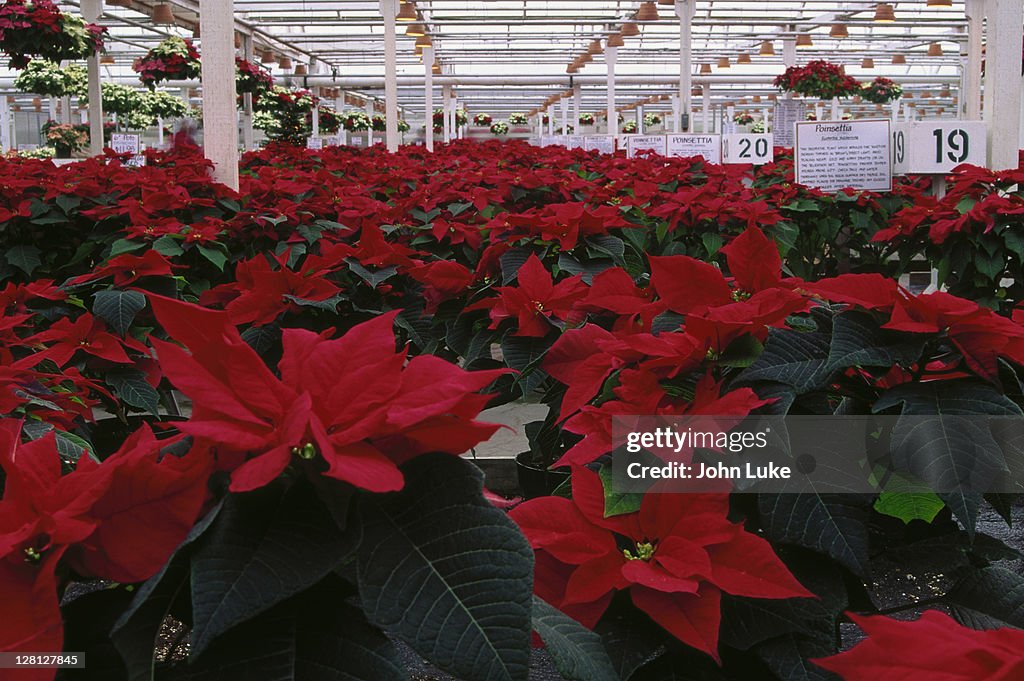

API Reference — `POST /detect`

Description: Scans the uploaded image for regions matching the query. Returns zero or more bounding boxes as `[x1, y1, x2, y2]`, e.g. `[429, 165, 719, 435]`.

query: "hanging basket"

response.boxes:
[132, 36, 201, 89]
[0, 0, 105, 69]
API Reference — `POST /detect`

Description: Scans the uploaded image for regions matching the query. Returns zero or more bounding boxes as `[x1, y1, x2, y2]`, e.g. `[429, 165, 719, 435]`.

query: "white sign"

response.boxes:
[306, 136, 324, 150]
[566, 135, 585, 150]
[666, 134, 722, 163]
[583, 136, 616, 154]
[795, 119, 891, 193]
[722, 134, 774, 165]
[125, 155, 146, 168]
[625, 135, 667, 158]
[891, 121, 986, 175]
[773, 99, 803, 147]
[110, 133, 140, 155]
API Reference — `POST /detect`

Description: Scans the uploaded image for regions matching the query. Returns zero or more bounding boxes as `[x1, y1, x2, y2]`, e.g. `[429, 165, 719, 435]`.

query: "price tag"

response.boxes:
[722, 134, 774, 164]
[110, 133, 140, 155]
[125, 155, 146, 167]
[899, 121, 986, 174]
[583, 136, 616, 154]
[625, 134, 667, 158]
[666, 134, 722, 163]
[306, 136, 324, 150]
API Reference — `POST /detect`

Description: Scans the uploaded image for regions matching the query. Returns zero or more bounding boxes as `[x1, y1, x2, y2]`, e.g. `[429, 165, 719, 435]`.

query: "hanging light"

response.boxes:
[768, 93, 777, 102]
[795, 33, 813, 48]
[691, 86, 702, 96]
[32, 97, 41, 112]
[261, 49, 276, 64]
[235, 33, 242, 49]
[752, 95, 761, 103]
[278, 55, 293, 70]
[717, 56, 731, 68]
[108, 0, 133, 7]
[191, 23, 200, 39]
[405, 23, 426, 37]
[432, 62, 441, 74]
[927, 0, 952, 6]
[874, 3, 895, 22]
[892, 54, 906, 64]
[621, 21, 640, 37]
[587, 39, 602, 54]
[295, 63, 308, 76]
[829, 23, 849, 38]
[566, 63, 578, 74]
[940, 86, 951, 97]
[636, 2, 660, 21]
[415, 34, 432, 48]
[862, 57, 875, 68]
[759, 40, 775, 56]
[151, 2, 176, 25]
[928, 42, 943, 56]
[100, 53, 115, 65]
[737, 53, 752, 64]
[606, 32, 625, 48]
[699, 63, 712, 74]
[396, 1, 418, 21]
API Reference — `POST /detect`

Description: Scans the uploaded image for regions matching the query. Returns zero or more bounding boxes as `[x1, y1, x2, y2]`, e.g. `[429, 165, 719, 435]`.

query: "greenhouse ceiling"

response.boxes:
[3, 1, 972, 115]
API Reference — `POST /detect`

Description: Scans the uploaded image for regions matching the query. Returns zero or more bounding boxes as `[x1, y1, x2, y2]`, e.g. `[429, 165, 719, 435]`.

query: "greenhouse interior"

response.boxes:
[2, 1, 1024, 680]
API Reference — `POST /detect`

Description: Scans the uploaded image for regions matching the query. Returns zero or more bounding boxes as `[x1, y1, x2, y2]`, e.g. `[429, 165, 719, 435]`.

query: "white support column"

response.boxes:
[312, 100, 320, 137]
[535, 113, 543, 138]
[783, 30, 796, 68]
[677, 0, 694, 131]
[637, 105, 645, 134]
[423, 47, 434, 151]
[0, 97, 10, 153]
[831, 97, 840, 121]
[200, 0, 239, 189]
[572, 84, 582, 129]
[985, 0, 1022, 169]
[241, 34, 255, 151]
[547, 103, 555, 135]
[671, 95, 680, 133]
[380, 0, 399, 152]
[441, 87, 451, 142]
[702, 86, 710, 134]
[606, 45, 618, 144]
[964, 0, 984, 120]
[81, 0, 104, 156]
[559, 96, 569, 133]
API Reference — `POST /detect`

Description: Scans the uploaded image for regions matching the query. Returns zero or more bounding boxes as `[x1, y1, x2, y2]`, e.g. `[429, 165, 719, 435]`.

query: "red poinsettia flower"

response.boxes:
[469, 254, 587, 337]
[0, 421, 208, 677]
[510, 466, 812, 662]
[211, 253, 342, 326]
[813, 611, 1024, 680]
[409, 260, 475, 313]
[148, 296, 506, 493]
[21, 313, 149, 367]
[68, 250, 175, 287]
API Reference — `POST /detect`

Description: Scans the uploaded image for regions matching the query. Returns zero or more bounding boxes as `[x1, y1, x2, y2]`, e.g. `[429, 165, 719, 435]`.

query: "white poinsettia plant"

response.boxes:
[142, 90, 189, 120]
[14, 60, 86, 97]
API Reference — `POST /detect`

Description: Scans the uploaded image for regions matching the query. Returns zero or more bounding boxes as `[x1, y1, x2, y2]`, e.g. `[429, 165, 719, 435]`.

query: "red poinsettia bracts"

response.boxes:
[813, 611, 1024, 680]
[148, 296, 507, 493]
[511, 466, 812, 662]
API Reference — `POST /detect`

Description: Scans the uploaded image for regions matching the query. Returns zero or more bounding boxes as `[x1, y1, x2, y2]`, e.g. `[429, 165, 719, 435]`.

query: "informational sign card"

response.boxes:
[110, 133, 140, 155]
[666, 134, 722, 163]
[772, 99, 803, 147]
[891, 121, 986, 175]
[584, 135, 616, 154]
[795, 119, 891, 192]
[625, 135, 667, 158]
[722, 134, 774, 165]
[306, 136, 324, 150]
[565, 135, 585, 150]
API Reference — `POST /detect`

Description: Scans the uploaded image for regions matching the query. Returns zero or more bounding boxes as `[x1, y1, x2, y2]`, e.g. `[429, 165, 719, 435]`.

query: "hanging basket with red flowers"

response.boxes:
[317, 107, 342, 134]
[773, 60, 862, 100]
[472, 112, 492, 126]
[133, 36, 201, 89]
[860, 76, 903, 104]
[0, 0, 105, 69]
[235, 56, 273, 101]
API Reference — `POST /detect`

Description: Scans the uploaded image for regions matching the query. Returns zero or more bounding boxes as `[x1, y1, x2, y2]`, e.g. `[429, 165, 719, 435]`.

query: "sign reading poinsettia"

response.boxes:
[796, 119, 891, 192]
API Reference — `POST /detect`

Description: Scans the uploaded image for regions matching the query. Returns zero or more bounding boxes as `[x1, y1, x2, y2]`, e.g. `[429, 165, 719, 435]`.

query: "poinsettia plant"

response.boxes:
[509, 112, 528, 125]
[142, 89, 189, 120]
[0, 0, 105, 68]
[579, 112, 596, 125]
[41, 121, 86, 155]
[774, 60, 862, 99]
[341, 109, 371, 131]
[861, 76, 903, 104]
[132, 36, 201, 89]
[733, 111, 755, 126]
[235, 56, 273, 100]
[13, 58, 85, 96]
[432, 107, 468, 131]
[622, 120, 638, 133]
[491, 121, 510, 135]
[473, 112, 492, 126]
[643, 112, 662, 127]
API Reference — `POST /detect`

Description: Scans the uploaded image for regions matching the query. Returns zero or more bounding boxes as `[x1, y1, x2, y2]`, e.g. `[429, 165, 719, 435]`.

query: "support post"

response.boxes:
[380, 0, 399, 152]
[677, 0, 694, 132]
[702, 86, 710, 134]
[637, 104, 644, 134]
[560, 96, 569, 134]
[200, 0, 239, 189]
[572, 84, 582, 130]
[81, 0, 104, 157]
[606, 45, 618, 144]
[241, 34, 255, 151]
[0, 97, 10, 152]
[423, 47, 434, 151]
[964, 0, 984, 120]
[547, 103, 555, 135]
[985, 0, 1022, 169]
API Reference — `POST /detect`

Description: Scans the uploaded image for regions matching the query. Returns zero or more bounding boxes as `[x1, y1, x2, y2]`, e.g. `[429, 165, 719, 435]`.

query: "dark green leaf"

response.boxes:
[874, 474, 945, 524]
[758, 494, 871, 576]
[189, 480, 357, 657]
[196, 244, 228, 271]
[345, 258, 398, 289]
[739, 330, 834, 395]
[826, 311, 925, 373]
[282, 294, 344, 313]
[948, 566, 1024, 630]
[532, 597, 618, 681]
[599, 464, 643, 517]
[106, 369, 161, 415]
[356, 454, 533, 681]
[93, 289, 147, 337]
[5, 244, 42, 275]
[152, 235, 185, 257]
[754, 634, 840, 681]
[500, 247, 534, 285]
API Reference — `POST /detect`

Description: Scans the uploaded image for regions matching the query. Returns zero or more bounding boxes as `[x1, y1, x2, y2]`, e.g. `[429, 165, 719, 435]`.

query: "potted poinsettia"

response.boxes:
[622, 120, 638, 134]
[774, 59, 862, 99]
[734, 111, 755, 126]
[80, 81, 144, 116]
[578, 112, 595, 126]
[316, 107, 342, 134]
[490, 121, 509, 136]
[14, 59, 85, 97]
[643, 112, 663, 129]
[235, 56, 273, 103]
[861, 76, 903, 104]
[42, 120, 87, 158]
[432, 108, 468, 132]
[132, 36, 200, 89]
[141, 89, 188, 121]
[508, 112, 528, 126]
[0, 0, 105, 68]
[342, 109, 371, 132]
[473, 112, 492, 127]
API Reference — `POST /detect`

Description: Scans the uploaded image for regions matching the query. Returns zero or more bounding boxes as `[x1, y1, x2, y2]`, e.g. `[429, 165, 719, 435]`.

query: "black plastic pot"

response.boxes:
[515, 451, 571, 499]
